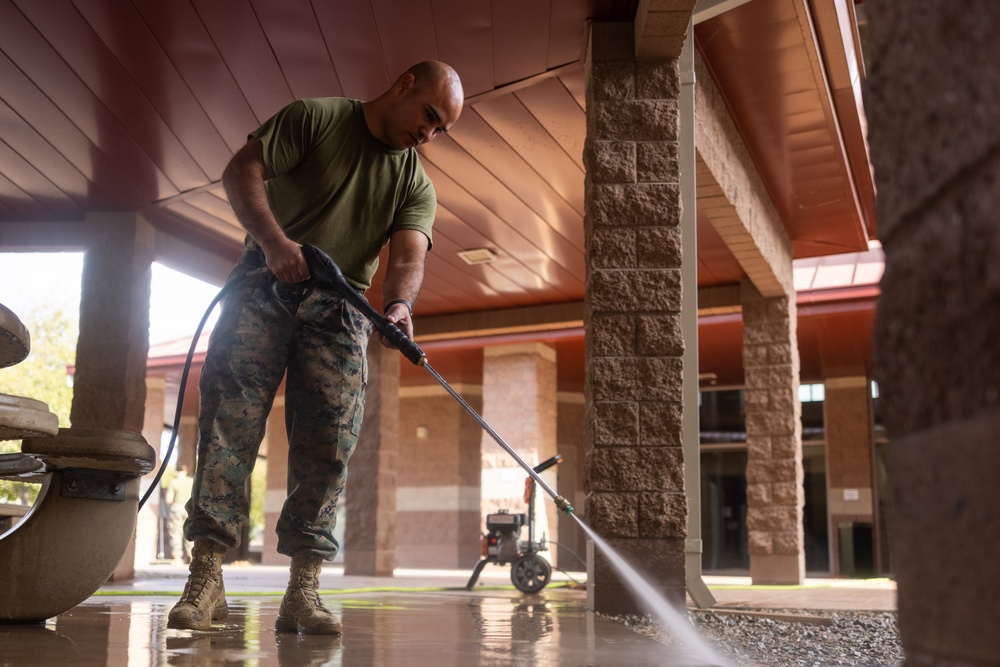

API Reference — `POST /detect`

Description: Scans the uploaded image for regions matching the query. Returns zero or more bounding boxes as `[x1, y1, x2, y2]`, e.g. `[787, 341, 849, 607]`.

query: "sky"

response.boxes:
[0, 252, 222, 346]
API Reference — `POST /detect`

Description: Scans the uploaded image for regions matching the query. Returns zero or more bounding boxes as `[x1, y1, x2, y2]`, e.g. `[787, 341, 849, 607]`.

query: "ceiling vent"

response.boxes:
[457, 248, 497, 265]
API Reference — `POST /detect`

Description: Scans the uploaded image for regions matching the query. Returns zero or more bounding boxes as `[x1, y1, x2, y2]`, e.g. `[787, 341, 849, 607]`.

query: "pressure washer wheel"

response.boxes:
[510, 554, 552, 594]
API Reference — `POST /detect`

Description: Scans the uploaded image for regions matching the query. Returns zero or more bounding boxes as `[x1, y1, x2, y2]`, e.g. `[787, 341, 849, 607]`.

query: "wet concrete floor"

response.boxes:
[0, 588, 708, 666]
[0, 563, 895, 666]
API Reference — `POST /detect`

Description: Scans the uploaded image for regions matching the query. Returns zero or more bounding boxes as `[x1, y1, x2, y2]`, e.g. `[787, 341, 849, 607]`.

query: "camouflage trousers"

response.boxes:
[184, 251, 372, 558]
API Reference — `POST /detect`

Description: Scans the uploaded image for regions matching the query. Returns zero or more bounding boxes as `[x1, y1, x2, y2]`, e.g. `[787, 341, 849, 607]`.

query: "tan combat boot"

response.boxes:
[275, 552, 341, 635]
[167, 539, 228, 630]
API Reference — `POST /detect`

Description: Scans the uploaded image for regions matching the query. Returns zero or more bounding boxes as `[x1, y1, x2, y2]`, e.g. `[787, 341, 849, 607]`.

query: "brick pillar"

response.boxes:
[865, 1, 1000, 663]
[584, 22, 688, 614]
[71, 212, 153, 432]
[742, 280, 804, 584]
[261, 397, 288, 566]
[344, 338, 400, 576]
[480, 344, 557, 544]
[71, 213, 153, 581]
[824, 376, 874, 577]
[396, 388, 483, 568]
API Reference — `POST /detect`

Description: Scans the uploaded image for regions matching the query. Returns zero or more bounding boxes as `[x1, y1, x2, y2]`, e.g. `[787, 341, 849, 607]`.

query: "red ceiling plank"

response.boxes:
[422, 261, 520, 311]
[367, 234, 519, 314]
[428, 197, 575, 299]
[163, 200, 246, 244]
[789, 127, 839, 154]
[697, 213, 744, 287]
[547, 0, 590, 68]
[0, 2, 177, 203]
[560, 68, 586, 109]
[141, 205, 243, 265]
[426, 205, 540, 299]
[179, 190, 239, 226]
[423, 226, 524, 306]
[418, 138, 585, 279]
[370, 0, 438, 79]
[430, 0, 494, 97]
[250, 0, 344, 100]
[448, 107, 583, 246]
[70, 0, 233, 180]
[0, 54, 147, 210]
[513, 74, 586, 172]
[409, 266, 501, 313]
[0, 174, 49, 220]
[695, 0, 868, 259]
[130, 0, 260, 151]
[0, 98, 120, 211]
[474, 91, 585, 219]
[312, 2, 391, 101]
[403, 290, 453, 315]
[431, 201, 583, 302]
[14, 0, 210, 193]
[192, 0, 295, 123]
[491, 0, 552, 87]
[0, 139, 83, 219]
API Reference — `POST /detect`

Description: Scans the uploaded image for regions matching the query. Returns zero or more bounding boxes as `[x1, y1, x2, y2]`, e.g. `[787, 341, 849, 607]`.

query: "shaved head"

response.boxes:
[365, 61, 465, 150]
[399, 61, 464, 110]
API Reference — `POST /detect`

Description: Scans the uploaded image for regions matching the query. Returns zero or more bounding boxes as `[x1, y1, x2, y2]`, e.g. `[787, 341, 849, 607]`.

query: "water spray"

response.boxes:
[300, 244, 575, 516]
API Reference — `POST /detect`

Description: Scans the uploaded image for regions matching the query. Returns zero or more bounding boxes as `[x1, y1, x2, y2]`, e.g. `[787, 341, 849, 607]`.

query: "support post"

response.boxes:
[680, 21, 716, 609]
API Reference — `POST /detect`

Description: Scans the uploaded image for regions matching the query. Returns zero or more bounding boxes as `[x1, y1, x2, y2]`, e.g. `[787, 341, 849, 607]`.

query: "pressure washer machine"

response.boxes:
[465, 454, 563, 594]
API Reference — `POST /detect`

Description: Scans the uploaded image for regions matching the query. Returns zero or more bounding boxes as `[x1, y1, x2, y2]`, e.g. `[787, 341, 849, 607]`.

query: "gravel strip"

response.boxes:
[610, 608, 903, 667]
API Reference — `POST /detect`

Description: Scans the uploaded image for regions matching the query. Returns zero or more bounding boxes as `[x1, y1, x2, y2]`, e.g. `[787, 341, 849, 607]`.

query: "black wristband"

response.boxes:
[383, 299, 413, 317]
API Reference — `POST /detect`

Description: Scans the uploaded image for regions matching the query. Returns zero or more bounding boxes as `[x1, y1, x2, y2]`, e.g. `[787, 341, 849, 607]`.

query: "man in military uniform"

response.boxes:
[168, 61, 464, 635]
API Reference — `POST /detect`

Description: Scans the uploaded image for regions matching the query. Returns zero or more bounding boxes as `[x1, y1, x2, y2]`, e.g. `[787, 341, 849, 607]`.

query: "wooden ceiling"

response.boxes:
[0, 0, 877, 384]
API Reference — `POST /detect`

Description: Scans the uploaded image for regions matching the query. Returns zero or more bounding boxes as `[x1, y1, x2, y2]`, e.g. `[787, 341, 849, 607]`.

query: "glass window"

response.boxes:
[699, 389, 746, 444]
[799, 383, 825, 402]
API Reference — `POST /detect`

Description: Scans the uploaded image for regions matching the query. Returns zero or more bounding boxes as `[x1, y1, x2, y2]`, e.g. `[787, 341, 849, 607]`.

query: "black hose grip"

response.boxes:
[300, 244, 427, 366]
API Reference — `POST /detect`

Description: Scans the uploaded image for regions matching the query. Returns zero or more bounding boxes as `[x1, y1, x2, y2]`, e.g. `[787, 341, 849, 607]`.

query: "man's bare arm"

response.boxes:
[222, 139, 309, 283]
[379, 229, 429, 345]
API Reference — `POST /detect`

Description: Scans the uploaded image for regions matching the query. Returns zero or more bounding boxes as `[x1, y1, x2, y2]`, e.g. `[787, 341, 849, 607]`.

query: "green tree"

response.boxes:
[249, 458, 267, 548]
[0, 304, 78, 504]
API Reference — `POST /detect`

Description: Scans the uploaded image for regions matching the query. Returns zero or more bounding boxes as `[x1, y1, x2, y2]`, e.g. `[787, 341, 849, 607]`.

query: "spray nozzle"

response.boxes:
[555, 496, 575, 515]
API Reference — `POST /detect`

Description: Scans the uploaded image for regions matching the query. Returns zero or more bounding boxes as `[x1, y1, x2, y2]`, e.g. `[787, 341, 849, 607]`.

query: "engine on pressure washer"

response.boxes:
[483, 510, 528, 563]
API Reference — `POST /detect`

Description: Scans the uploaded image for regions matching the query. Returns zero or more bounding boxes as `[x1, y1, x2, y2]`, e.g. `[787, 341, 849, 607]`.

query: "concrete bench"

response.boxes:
[0, 302, 156, 623]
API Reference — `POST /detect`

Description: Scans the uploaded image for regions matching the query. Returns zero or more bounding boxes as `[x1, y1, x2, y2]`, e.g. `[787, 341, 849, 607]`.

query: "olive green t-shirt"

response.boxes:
[248, 98, 435, 290]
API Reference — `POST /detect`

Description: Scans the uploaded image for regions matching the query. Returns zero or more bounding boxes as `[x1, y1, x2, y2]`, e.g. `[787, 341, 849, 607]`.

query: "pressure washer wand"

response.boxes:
[421, 363, 574, 514]
[300, 244, 575, 515]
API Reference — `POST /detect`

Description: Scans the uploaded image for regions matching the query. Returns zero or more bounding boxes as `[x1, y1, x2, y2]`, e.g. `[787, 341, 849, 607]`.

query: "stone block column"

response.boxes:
[480, 343, 558, 547]
[584, 22, 688, 614]
[395, 388, 482, 568]
[823, 376, 874, 576]
[741, 280, 804, 584]
[865, 1, 1000, 663]
[72, 212, 154, 581]
[344, 338, 400, 576]
[71, 212, 154, 432]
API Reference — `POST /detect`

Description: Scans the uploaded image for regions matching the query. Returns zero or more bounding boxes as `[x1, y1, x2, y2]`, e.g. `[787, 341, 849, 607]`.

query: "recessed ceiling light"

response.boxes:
[457, 248, 497, 265]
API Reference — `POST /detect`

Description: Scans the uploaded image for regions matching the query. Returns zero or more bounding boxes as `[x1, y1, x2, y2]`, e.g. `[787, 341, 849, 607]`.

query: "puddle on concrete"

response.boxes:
[0, 591, 715, 666]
